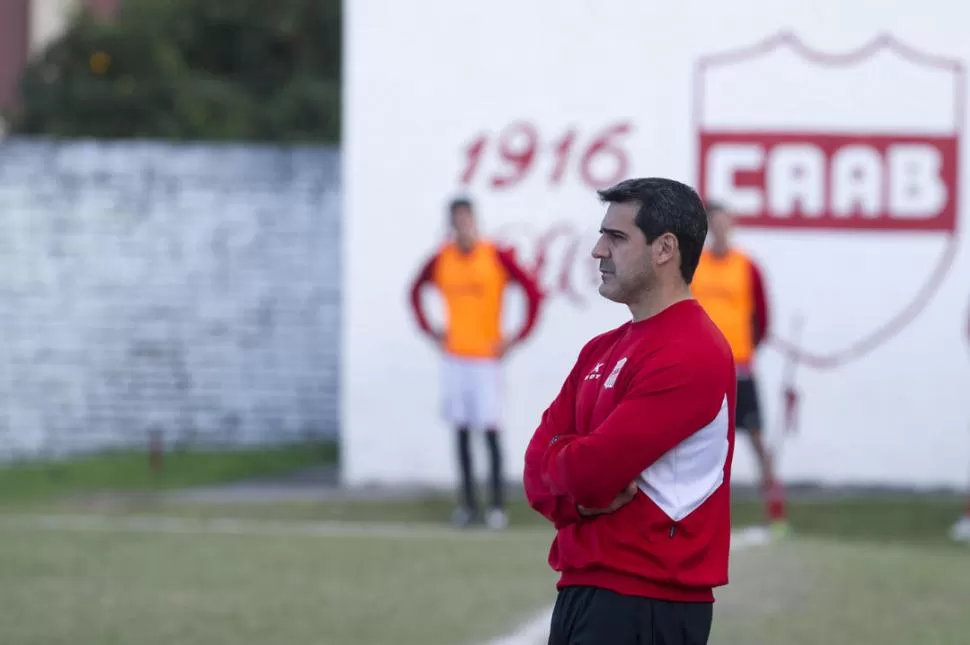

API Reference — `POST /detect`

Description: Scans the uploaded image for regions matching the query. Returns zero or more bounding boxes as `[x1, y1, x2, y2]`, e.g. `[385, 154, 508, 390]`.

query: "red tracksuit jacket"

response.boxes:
[523, 299, 737, 602]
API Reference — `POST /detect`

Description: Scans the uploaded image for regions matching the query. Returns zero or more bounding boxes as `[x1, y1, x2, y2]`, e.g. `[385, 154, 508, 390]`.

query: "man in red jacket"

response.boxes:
[524, 178, 736, 644]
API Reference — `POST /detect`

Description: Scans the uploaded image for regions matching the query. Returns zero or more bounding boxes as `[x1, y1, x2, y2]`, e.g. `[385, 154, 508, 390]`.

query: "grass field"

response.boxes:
[1, 449, 969, 644]
[0, 440, 336, 506]
[716, 537, 970, 644]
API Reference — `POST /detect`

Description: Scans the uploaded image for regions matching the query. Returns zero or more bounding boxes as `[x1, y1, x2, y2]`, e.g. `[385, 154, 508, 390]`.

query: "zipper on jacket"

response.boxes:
[669, 524, 676, 538]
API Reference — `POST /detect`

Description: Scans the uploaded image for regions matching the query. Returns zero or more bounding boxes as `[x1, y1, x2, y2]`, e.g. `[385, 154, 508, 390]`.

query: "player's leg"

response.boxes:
[443, 356, 478, 526]
[472, 358, 508, 530]
[484, 430, 505, 518]
[737, 376, 788, 533]
[454, 425, 478, 525]
[747, 429, 788, 531]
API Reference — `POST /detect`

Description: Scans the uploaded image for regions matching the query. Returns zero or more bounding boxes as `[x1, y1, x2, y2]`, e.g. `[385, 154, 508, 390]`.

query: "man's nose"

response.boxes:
[591, 237, 609, 259]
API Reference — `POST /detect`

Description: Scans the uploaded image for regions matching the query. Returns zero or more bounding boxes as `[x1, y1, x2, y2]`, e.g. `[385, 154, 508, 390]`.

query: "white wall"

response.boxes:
[0, 141, 341, 459]
[344, 0, 970, 490]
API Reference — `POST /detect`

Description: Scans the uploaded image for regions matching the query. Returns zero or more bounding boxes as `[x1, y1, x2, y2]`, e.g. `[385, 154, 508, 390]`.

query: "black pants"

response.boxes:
[548, 586, 713, 645]
[736, 376, 763, 433]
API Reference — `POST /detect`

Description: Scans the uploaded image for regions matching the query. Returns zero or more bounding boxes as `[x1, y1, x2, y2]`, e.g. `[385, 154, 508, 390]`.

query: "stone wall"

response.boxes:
[0, 139, 340, 458]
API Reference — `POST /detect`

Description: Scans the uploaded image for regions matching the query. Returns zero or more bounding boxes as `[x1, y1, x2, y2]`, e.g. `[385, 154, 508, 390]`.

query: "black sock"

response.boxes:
[456, 427, 477, 512]
[485, 429, 504, 510]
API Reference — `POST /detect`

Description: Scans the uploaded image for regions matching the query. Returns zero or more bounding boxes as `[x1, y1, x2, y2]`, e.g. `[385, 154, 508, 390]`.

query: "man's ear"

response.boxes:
[653, 233, 678, 265]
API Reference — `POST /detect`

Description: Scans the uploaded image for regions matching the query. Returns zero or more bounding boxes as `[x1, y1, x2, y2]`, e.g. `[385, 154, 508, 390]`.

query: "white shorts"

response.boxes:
[441, 355, 503, 430]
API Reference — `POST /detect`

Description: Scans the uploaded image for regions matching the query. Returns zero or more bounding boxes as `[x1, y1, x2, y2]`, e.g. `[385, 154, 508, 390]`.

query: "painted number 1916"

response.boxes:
[458, 121, 634, 191]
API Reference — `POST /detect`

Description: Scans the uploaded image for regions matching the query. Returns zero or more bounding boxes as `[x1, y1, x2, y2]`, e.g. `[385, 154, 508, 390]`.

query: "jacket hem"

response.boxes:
[556, 569, 716, 603]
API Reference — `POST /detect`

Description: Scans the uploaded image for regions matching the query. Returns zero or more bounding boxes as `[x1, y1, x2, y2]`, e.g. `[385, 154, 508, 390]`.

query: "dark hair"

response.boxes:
[597, 178, 708, 284]
[448, 197, 474, 221]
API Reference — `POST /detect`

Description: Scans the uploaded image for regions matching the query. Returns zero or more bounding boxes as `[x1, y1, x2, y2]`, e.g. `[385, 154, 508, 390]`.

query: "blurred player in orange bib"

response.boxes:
[692, 201, 789, 537]
[410, 197, 542, 529]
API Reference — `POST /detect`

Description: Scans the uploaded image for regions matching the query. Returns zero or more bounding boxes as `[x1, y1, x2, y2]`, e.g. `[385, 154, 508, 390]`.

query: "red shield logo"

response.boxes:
[695, 32, 964, 369]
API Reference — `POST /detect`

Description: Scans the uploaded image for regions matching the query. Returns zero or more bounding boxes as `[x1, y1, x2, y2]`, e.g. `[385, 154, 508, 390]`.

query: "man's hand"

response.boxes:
[576, 481, 639, 517]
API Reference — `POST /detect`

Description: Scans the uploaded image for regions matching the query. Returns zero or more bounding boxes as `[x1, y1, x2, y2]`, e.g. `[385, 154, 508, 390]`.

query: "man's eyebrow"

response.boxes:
[599, 227, 627, 237]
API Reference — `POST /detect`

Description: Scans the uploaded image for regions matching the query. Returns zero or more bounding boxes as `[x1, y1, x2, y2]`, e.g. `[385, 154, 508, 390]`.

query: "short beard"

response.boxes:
[598, 270, 654, 305]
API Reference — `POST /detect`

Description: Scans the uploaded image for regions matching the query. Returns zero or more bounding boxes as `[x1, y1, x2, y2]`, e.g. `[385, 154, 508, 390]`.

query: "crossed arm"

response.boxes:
[522, 354, 585, 528]
[525, 344, 727, 518]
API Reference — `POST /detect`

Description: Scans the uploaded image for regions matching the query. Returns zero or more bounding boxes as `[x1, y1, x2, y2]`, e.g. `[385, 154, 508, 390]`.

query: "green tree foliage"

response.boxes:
[8, 0, 341, 142]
